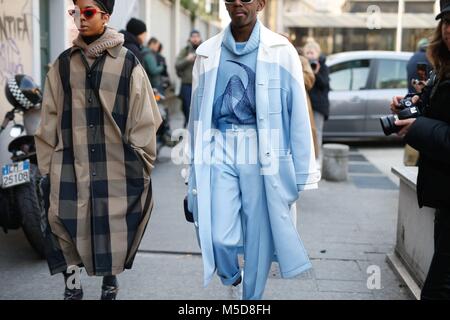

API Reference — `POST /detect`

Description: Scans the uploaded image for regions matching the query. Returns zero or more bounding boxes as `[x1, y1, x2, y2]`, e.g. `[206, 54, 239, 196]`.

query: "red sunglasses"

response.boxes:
[68, 7, 106, 20]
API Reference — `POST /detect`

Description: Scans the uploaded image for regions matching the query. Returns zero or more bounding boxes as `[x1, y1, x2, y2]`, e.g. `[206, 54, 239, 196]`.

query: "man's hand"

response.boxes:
[390, 95, 420, 114]
[395, 118, 416, 137]
[187, 53, 196, 62]
[314, 62, 321, 74]
[412, 79, 426, 93]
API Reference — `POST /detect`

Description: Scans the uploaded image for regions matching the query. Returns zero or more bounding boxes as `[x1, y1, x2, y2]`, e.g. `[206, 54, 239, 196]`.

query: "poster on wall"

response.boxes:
[0, 0, 36, 166]
[0, 0, 35, 113]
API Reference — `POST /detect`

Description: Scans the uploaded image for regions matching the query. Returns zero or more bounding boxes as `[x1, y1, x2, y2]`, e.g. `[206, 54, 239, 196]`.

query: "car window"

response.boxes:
[329, 60, 370, 91]
[375, 59, 408, 89]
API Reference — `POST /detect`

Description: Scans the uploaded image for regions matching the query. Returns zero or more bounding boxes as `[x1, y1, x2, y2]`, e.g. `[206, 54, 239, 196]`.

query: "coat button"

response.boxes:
[88, 98, 93, 103]
[266, 152, 271, 157]
[192, 189, 197, 196]
[92, 172, 97, 177]
[87, 74, 92, 78]
[194, 221, 199, 227]
[89, 124, 94, 129]
[91, 148, 95, 153]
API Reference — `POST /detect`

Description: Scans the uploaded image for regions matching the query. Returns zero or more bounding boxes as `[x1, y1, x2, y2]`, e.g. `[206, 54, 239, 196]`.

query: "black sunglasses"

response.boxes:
[224, 0, 255, 4]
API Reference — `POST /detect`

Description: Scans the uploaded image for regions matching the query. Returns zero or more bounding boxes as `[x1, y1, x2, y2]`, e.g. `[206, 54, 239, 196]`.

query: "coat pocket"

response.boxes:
[131, 146, 150, 180]
[268, 79, 282, 114]
[194, 87, 204, 101]
[277, 154, 299, 205]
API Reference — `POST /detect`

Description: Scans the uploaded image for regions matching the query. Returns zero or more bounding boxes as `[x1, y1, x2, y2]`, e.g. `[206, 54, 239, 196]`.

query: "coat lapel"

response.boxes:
[194, 32, 223, 286]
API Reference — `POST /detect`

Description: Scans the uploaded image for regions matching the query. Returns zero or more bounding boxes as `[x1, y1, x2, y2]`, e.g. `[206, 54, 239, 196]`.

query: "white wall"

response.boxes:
[0, 0, 40, 166]
[149, 0, 175, 83]
[179, 8, 193, 50]
[48, 0, 71, 63]
[109, 0, 141, 31]
[194, 18, 208, 40]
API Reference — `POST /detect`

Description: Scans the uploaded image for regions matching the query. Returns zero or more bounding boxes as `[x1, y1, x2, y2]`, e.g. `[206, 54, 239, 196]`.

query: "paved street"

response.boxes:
[0, 103, 413, 300]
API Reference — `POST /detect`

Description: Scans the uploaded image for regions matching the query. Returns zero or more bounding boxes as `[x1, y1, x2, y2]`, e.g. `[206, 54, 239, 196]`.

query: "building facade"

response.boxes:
[264, 0, 438, 55]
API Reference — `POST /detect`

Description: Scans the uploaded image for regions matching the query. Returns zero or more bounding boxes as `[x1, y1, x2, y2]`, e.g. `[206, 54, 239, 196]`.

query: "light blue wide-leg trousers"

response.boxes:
[211, 123, 274, 300]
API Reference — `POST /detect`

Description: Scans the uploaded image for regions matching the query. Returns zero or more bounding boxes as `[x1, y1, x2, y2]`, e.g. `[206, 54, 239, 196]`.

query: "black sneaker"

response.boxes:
[101, 275, 119, 300]
[101, 285, 119, 300]
[64, 287, 83, 300]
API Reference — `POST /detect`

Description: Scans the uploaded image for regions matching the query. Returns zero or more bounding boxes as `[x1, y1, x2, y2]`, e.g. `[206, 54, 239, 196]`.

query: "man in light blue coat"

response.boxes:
[186, 0, 321, 300]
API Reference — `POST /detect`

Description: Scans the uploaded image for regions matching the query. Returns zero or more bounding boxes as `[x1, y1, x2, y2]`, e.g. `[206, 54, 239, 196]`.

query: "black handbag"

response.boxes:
[183, 196, 194, 223]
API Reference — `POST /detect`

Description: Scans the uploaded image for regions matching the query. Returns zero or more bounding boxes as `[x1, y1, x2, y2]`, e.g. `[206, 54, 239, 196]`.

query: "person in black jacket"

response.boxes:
[391, 0, 450, 300]
[303, 40, 330, 167]
[157, 43, 171, 93]
[120, 18, 147, 63]
[406, 38, 432, 93]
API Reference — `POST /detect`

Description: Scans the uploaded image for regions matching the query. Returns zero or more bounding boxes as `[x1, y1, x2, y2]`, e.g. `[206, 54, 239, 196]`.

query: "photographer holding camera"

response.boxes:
[390, 0, 450, 300]
[303, 40, 330, 168]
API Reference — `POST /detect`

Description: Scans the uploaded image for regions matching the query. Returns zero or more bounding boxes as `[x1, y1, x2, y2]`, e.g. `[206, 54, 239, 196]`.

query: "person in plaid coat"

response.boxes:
[35, 0, 162, 300]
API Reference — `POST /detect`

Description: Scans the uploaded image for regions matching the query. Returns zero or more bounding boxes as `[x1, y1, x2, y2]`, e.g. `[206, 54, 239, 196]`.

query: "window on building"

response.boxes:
[329, 59, 370, 91]
[375, 59, 408, 89]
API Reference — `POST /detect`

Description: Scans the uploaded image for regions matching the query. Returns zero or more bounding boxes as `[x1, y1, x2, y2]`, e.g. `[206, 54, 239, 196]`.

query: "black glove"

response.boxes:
[183, 196, 194, 223]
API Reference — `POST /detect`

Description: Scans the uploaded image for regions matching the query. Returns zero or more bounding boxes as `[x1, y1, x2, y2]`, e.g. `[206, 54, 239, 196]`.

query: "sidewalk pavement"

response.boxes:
[0, 102, 413, 300]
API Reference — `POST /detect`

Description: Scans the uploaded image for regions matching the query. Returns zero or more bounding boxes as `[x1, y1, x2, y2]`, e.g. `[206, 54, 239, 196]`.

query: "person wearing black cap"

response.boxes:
[36, 0, 161, 301]
[120, 18, 148, 63]
[407, 38, 431, 94]
[176, 30, 202, 127]
[390, 0, 450, 300]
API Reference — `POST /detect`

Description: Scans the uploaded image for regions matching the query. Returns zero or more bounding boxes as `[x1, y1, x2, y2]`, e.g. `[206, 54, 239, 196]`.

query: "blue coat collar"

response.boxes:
[196, 20, 290, 58]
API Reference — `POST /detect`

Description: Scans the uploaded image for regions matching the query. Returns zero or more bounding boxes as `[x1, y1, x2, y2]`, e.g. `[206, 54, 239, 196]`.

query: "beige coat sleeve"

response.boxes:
[299, 55, 319, 158]
[300, 55, 316, 92]
[35, 63, 60, 176]
[126, 65, 163, 176]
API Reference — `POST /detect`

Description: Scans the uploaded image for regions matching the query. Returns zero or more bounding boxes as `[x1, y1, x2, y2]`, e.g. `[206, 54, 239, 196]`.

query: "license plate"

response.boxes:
[1, 160, 30, 189]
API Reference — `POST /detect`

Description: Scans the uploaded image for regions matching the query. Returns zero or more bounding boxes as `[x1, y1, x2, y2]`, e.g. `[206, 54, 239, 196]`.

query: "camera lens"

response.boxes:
[380, 115, 400, 136]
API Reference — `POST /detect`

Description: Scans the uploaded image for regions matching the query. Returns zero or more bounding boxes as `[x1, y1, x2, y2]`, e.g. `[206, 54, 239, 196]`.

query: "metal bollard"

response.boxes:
[322, 144, 350, 182]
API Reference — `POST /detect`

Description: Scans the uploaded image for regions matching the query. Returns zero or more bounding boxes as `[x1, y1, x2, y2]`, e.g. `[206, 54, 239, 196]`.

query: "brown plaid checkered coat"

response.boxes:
[35, 28, 162, 276]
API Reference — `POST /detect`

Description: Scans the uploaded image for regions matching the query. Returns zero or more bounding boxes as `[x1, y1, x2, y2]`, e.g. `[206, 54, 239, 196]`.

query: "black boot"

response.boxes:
[101, 275, 119, 300]
[63, 270, 83, 300]
[64, 287, 84, 300]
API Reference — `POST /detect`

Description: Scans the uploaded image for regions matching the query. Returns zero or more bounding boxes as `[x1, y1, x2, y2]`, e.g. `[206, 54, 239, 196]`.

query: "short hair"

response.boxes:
[303, 40, 321, 55]
[190, 30, 200, 37]
[147, 37, 159, 46]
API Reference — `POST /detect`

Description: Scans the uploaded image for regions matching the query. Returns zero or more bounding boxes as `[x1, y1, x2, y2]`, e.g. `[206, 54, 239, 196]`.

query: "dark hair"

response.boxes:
[147, 37, 159, 46]
[190, 30, 200, 37]
[427, 20, 450, 78]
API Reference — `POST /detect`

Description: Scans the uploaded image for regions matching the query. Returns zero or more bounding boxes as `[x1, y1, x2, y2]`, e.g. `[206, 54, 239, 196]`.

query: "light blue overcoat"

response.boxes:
[187, 21, 321, 286]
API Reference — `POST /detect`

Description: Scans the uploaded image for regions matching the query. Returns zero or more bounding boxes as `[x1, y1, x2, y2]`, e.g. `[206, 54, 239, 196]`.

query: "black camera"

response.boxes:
[309, 59, 319, 70]
[380, 94, 422, 136]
